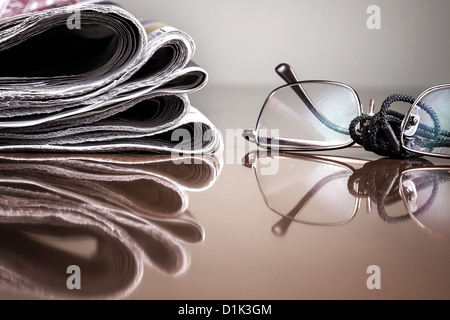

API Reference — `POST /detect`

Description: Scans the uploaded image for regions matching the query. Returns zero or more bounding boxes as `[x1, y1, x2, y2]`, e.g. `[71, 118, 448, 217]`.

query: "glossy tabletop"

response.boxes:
[0, 85, 449, 300]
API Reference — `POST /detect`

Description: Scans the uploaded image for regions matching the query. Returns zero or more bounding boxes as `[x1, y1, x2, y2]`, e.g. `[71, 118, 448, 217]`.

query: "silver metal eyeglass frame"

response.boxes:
[244, 63, 450, 158]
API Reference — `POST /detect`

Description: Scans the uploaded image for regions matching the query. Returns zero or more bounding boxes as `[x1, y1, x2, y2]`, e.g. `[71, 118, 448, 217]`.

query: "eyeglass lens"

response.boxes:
[255, 82, 360, 150]
[254, 155, 357, 225]
[402, 86, 450, 157]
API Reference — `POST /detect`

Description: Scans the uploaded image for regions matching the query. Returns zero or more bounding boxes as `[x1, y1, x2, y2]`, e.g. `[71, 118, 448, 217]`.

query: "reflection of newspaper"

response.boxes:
[0, 2, 222, 154]
[0, 153, 223, 299]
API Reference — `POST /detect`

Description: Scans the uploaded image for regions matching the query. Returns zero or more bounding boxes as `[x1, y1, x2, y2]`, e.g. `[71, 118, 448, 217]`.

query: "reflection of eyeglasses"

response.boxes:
[244, 63, 450, 158]
[244, 151, 450, 239]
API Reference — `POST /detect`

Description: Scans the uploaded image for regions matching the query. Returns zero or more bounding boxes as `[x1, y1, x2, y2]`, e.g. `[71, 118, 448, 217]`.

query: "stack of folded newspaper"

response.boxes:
[0, 0, 222, 154]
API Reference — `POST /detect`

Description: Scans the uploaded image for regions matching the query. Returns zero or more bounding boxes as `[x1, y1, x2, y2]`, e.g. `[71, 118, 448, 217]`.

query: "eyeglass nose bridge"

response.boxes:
[355, 98, 376, 137]
[356, 98, 404, 155]
[367, 98, 376, 117]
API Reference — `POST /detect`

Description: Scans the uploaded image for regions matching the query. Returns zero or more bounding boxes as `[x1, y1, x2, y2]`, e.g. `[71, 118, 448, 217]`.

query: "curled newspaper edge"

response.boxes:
[0, 1, 223, 154]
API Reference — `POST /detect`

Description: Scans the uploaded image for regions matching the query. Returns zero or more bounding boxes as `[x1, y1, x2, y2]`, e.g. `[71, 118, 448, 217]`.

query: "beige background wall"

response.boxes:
[115, 0, 449, 91]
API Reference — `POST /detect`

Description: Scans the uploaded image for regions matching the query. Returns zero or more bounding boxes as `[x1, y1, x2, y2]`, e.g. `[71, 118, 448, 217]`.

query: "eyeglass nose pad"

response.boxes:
[243, 129, 256, 143]
[401, 179, 418, 213]
[275, 63, 299, 84]
[403, 106, 421, 137]
[360, 99, 376, 130]
[242, 152, 256, 168]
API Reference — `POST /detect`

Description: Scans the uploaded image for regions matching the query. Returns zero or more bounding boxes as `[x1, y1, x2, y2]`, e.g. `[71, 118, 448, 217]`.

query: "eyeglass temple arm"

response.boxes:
[275, 63, 349, 135]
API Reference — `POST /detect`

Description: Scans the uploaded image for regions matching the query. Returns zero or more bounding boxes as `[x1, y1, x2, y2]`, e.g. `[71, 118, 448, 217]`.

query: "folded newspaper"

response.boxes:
[0, 153, 223, 299]
[0, 0, 223, 154]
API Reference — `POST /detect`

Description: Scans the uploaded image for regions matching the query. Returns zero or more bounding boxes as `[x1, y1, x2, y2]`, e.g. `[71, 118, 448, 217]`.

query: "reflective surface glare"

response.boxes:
[255, 82, 361, 150]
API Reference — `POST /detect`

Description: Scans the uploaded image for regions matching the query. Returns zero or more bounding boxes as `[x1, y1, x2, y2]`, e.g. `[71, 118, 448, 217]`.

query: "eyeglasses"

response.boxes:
[244, 151, 450, 238]
[244, 63, 450, 158]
